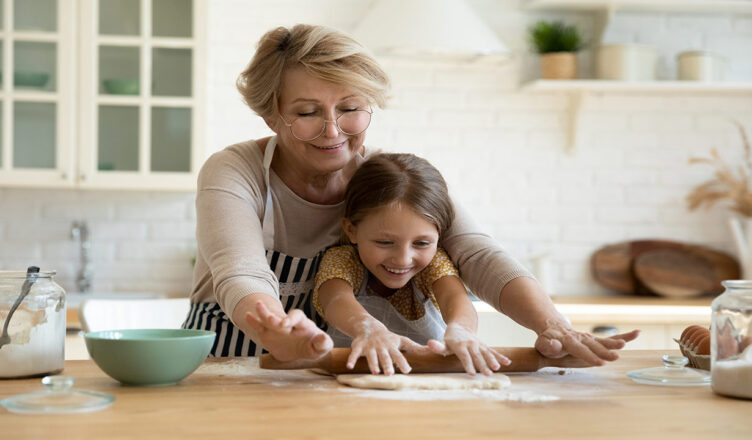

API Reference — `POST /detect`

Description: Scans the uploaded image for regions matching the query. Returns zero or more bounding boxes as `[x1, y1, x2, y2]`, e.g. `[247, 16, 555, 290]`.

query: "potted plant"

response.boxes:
[528, 20, 583, 80]
[687, 122, 752, 278]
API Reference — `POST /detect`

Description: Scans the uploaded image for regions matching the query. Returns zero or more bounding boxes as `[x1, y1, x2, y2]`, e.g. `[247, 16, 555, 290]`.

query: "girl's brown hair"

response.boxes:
[344, 153, 454, 241]
[236, 24, 390, 120]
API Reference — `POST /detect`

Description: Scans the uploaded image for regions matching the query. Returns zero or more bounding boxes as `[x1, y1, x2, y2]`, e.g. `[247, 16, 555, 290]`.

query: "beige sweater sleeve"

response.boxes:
[193, 141, 279, 320]
[441, 197, 534, 312]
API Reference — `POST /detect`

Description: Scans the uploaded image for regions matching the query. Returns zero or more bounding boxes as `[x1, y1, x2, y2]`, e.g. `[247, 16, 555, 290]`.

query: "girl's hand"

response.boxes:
[534, 319, 640, 366]
[347, 321, 427, 375]
[427, 323, 510, 376]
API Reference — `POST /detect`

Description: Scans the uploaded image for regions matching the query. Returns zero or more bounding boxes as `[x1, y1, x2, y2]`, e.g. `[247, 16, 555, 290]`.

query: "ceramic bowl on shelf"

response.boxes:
[84, 329, 215, 386]
[4, 71, 51, 88]
[102, 78, 140, 95]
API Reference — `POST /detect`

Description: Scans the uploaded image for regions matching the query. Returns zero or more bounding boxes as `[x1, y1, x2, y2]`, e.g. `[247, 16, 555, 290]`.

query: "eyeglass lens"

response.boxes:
[290, 110, 371, 141]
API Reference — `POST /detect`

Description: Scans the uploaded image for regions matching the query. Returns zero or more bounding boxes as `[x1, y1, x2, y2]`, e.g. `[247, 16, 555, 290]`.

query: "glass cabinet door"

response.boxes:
[0, 0, 203, 190]
[79, 0, 203, 190]
[0, 0, 76, 187]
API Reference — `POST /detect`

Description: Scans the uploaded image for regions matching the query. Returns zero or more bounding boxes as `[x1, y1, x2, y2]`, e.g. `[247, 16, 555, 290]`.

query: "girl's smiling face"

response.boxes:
[343, 202, 439, 290]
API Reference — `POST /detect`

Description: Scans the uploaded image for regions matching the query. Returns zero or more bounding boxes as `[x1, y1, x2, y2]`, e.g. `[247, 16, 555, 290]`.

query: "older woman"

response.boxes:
[184, 24, 638, 366]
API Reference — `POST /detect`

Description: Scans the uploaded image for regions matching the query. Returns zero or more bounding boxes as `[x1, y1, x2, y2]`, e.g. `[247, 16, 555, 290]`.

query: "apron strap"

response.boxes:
[261, 136, 278, 250]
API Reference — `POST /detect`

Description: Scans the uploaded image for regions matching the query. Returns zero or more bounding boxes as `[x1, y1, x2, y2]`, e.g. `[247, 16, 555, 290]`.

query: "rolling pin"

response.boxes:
[259, 347, 590, 374]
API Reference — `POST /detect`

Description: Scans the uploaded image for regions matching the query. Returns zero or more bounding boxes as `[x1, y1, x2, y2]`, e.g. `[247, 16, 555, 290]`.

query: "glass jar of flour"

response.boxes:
[0, 268, 66, 378]
[711, 280, 752, 399]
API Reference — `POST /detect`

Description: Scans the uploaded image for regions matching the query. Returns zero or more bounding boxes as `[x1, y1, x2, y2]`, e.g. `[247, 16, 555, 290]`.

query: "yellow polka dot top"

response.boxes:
[313, 245, 459, 321]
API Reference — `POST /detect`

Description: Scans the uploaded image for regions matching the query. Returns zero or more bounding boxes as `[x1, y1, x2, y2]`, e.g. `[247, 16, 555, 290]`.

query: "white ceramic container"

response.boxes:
[677, 51, 725, 81]
[596, 44, 657, 81]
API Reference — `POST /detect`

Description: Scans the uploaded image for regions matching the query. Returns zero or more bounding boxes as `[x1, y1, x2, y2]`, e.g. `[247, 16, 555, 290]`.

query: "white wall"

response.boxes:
[1, 0, 751, 297]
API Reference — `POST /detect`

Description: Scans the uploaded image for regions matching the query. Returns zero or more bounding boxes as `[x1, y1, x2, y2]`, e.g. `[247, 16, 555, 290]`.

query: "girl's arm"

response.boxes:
[430, 275, 510, 376]
[317, 278, 425, 375]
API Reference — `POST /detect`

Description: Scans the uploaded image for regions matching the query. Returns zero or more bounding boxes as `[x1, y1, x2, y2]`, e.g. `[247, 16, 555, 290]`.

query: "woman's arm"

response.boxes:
[196, 143, 331, 361]
[429, 275, 510, 375]
[498, 277, 640, 366]
[317, 279, 422, 375]
[235, 294, 333, 362]
[442, 198, 638, 365]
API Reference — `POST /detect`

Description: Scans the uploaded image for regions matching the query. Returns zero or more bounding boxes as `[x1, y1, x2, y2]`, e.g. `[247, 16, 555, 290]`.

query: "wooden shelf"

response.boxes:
[521, 79, 752, 93]
[525, 0, 752, 14]
[519, 80, 752, 153]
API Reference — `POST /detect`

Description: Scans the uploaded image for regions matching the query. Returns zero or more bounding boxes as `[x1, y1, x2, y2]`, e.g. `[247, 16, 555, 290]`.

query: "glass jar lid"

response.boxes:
[627, 355, 710, 386]
[0, 375, 114, 414]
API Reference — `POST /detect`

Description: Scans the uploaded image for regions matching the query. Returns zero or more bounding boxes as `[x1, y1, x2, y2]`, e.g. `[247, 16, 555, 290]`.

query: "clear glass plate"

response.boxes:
[0, 375, 114, 414]
[627, 355, 710, 386]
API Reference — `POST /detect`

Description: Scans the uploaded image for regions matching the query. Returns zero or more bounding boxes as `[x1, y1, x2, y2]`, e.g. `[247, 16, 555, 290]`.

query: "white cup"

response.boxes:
[677, 51, 725, 81]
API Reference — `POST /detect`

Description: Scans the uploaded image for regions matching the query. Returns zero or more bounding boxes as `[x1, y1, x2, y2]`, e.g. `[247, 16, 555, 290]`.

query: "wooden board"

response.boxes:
[591, 240, 740, 296]
[634, 249, 725, 298]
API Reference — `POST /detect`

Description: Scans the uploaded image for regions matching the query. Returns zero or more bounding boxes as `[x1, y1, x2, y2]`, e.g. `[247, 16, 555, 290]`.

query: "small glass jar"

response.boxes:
[711, 280, 752, 399]
[0, 270, 66, 379]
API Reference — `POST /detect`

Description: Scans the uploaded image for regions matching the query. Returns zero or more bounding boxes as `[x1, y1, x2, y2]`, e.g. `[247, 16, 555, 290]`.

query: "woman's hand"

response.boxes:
[427, 323, 510, 376]
[347, 321, 427, 375]
[244, 301, 333, 362]
[534, 319, 640, 366]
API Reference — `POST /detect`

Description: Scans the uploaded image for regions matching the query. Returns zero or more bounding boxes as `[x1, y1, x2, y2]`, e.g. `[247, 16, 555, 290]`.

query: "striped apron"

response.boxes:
[183, 137, 327, 356]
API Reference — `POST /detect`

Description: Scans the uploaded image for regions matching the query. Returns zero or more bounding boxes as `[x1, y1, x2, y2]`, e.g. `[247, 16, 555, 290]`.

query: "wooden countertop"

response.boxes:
[2, 351, 748, 439]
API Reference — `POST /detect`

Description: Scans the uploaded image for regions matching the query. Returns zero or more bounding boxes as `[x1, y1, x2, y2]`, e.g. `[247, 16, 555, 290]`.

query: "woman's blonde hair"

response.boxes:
[343, 153, 455, 243]
[237, 24, 390, 120]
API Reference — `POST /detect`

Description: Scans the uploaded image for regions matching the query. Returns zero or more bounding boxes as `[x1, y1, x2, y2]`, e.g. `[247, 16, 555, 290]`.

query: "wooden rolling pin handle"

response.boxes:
[325, 347, 544, 374]
[260, 347, 589, 373]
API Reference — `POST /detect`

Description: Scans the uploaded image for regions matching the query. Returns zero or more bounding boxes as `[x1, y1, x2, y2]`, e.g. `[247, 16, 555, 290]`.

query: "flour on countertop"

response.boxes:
[191, 360, 616, 402]
[195, 358, 257, 376]
[337, 387, 560, 402]
[193, 357, 327, 387]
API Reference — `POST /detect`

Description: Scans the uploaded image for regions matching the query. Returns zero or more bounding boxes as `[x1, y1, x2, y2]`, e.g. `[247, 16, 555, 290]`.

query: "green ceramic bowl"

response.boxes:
[102, 79, 139, 95]
[84, 329, 215, 386]
[11, 72, 50, 88]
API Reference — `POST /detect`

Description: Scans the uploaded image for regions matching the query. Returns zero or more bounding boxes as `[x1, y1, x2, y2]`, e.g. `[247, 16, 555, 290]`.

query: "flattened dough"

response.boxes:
[336, 373, 511, 390]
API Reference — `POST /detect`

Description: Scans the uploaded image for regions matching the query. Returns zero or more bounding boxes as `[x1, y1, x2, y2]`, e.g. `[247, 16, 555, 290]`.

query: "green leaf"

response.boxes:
[528, 21, 584, 54]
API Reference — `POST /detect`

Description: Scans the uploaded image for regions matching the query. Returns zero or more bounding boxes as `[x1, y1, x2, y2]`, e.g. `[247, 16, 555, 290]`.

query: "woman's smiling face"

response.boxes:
[343, 202, 440, 290]
[271, 66, 369, 177]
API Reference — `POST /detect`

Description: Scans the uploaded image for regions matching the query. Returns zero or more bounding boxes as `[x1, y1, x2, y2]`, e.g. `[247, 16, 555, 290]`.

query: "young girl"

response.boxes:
[313, 153, 510, 376]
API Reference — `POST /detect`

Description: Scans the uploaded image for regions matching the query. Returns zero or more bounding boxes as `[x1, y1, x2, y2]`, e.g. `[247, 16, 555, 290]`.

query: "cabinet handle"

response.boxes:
[591, 325, 618, 336]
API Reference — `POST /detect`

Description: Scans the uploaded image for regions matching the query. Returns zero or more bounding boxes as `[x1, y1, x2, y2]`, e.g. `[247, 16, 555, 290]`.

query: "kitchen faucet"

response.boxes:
[70, 221, 92, 293]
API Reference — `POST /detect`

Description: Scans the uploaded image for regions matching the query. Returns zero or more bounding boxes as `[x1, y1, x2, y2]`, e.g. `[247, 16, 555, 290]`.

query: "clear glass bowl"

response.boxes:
[0, 376, 114, 414]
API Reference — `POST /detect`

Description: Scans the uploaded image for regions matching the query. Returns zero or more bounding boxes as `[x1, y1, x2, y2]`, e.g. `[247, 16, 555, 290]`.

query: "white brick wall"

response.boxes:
[0, 189, 196, 295]
[1, 0, 751, 298]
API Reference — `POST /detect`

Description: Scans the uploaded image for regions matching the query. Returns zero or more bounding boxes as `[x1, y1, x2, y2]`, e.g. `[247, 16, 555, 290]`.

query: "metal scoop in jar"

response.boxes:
[0, 266, 40, 349]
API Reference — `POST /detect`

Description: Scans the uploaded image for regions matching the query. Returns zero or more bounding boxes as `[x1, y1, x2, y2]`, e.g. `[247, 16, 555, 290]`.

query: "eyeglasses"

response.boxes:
[279, 109, 372, 142]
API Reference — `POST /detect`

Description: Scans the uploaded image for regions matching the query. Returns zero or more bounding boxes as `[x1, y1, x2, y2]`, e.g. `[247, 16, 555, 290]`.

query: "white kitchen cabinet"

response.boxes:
[475, 298, 712, 350]
[0, 0, 77, 187]
[0, 0, 206, 191]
